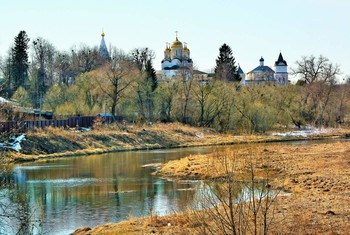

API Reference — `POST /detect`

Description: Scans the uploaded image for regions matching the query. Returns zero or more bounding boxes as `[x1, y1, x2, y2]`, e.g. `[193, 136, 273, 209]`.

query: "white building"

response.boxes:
[274, 53, 288, 84]
[242, 53, 288, 85]
[161, 34, 193, 79]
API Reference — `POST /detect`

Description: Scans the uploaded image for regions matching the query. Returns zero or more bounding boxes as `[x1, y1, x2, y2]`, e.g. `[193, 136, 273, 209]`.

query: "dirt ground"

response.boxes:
[71, 139, 350, 235]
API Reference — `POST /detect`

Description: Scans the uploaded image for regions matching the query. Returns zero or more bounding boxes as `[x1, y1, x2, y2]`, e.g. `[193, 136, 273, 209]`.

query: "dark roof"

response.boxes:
[163, 65, 180, 70]
[275, 52, 287, 66]
[247, 65, 275, 74]
[259, 57, 264, 62]
[237, 66, 244, 74]
[193, 70, 208, 75]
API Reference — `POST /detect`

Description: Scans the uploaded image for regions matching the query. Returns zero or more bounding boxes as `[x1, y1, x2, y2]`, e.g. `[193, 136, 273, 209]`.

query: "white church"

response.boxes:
[240, 53, 289, 85]
[161, 33, 193, 80]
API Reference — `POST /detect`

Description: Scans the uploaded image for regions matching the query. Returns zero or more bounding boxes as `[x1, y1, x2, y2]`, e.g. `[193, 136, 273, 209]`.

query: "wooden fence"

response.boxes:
[0, 115, 123, 133]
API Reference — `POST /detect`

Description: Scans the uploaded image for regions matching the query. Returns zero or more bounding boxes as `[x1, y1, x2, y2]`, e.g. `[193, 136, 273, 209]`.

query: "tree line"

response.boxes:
[0, 31, 349, 133]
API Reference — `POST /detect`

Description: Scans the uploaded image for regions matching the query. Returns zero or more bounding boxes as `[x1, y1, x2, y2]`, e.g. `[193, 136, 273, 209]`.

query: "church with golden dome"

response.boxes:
[161, 33, 193, 79]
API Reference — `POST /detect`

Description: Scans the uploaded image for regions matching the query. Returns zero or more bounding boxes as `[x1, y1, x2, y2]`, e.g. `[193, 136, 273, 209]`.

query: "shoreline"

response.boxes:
[3, 122, 348, 164]
[8, 129, 347, 164]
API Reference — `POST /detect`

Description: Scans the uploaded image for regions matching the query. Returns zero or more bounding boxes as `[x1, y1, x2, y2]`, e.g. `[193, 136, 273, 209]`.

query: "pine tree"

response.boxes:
[214, 43, 240, 82]
[12, 31, 30, 93]
[145, 59, 158, 91]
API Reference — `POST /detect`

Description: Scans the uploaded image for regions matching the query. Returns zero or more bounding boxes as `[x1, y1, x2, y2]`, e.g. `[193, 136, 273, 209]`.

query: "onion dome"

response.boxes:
[171, 37, 183, 48]
[183, 42, 190, 52]
[259, 56, 264, 66]
[164, 45, 171, 53]
[101, 30, 105, 37]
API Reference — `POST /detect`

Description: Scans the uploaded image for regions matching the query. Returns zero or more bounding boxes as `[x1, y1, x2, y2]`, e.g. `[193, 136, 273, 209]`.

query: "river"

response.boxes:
[2, 147, 215, 234]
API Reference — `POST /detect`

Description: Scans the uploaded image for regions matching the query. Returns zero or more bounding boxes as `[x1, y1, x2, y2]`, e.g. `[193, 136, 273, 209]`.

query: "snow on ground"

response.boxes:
[271, 128, 330, 137]
[0, 134, 26, 152]
[0, 97, 10, 103]
[0, 96, 19, 106]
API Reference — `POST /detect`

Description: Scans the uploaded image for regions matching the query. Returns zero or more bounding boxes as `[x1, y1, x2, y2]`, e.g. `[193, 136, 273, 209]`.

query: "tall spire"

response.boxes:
[275, 52, 287, 66]
[99, 30, 110, 61]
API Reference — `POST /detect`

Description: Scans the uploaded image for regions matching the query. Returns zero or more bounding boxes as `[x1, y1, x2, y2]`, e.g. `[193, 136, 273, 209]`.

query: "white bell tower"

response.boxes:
[274, 52, 288, 84]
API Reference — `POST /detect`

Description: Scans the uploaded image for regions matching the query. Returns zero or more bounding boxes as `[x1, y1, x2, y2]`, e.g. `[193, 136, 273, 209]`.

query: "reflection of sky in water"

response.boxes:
[7, 147, 212, 235]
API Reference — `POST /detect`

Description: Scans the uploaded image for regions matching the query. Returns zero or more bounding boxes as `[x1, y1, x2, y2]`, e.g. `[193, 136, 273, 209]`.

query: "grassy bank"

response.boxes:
[72, 139, 350, 235]
[5, 123, 349, 163]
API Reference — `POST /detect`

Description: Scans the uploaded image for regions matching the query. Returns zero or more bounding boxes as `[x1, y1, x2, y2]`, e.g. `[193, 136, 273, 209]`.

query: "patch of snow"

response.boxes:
[71, 127, 92, 132]
[0, 97, 10, 103]
[0, 96, 19, 106]
[195, 132, 204, 138]
[0, 134, 26, 152]
[271, 129, 330, 137]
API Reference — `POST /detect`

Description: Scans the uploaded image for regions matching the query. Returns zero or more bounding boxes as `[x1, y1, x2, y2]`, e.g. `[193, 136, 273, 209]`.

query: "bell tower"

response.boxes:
[274, 52, 288, 84]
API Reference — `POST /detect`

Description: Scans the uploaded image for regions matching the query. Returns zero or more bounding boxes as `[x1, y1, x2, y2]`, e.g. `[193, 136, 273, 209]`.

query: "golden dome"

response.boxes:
[171, 37, 183, 48]
[164, 47, 171, 53]
[183, 46, 190, 52]
[101, 31, 105, 37]
[183, 42, 190, 53]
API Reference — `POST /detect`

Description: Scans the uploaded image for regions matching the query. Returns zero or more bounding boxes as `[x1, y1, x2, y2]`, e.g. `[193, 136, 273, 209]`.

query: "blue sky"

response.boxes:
[1, 0, 349, 82]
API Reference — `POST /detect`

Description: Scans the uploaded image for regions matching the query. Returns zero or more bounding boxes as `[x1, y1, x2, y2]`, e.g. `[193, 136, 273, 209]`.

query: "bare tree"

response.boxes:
[96, 48, 134, 118]
[291, 55, 340, 85]
[174, 67, 194, 124]
[193, 79, 215, 126]
[156, 78, 178, 122]
[55, 51, 75, 86]
[291, 55, 341, 127]
[186, 149, 279, 235]
[131, 48, 157, 122]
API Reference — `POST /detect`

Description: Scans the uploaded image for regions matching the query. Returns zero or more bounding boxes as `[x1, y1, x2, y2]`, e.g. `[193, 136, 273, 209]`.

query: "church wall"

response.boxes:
[275, 66, 287, 73]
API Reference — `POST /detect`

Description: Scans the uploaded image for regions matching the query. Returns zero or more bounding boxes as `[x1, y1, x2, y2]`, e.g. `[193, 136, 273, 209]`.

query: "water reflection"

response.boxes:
[7, 148, 211, 234]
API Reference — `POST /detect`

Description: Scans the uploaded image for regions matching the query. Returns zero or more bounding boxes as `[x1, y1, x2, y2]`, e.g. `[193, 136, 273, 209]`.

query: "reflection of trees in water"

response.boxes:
[0, 166, 43, 235]
[3, 149, 207, 233]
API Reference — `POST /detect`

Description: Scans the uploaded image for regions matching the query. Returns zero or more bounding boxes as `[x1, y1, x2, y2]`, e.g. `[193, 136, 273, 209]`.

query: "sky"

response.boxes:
[1, 0, 349, 82]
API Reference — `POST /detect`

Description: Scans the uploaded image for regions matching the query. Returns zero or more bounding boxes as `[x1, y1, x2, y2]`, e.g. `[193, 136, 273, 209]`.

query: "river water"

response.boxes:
[4, 147, 216, 234]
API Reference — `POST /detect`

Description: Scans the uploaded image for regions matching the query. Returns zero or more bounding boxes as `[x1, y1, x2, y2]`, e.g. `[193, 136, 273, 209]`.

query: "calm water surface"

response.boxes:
[9, 147, 214, 234]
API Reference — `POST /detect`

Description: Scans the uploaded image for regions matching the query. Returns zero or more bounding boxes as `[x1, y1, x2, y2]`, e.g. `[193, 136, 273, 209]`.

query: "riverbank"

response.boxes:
[72, 139, 350, 235]
[2, 124, 350, 234]
[3, 123, 349, 163]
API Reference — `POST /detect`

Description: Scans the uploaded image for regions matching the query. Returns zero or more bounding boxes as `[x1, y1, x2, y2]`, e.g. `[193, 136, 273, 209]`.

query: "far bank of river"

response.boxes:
[5, 123, 349, 163]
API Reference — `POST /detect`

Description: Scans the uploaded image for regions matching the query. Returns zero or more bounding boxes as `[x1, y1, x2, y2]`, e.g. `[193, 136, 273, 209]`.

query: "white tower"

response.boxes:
[274, 52, 288, 84]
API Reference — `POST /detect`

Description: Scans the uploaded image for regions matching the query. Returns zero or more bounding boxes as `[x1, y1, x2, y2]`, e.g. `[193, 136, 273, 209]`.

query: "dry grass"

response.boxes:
[71, 140, 350, 234]
[158, 141, 350, 234]
[11, 123, 350, 163]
